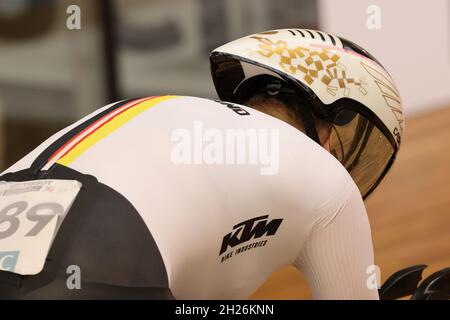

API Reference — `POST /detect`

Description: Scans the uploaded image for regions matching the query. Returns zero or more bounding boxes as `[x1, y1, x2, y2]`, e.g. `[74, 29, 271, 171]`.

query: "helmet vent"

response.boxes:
[288, 29, 305, 37]
[288, 29, 336, 45]
[306, 30, 315, 38]
[295, 29, 306, 37]
[288, 29, 338, 46]
[326, 33, 337, 46]
[317, 31, 326, 42]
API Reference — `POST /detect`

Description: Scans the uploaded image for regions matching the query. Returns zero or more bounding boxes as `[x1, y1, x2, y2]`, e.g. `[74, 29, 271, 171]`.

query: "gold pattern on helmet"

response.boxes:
[250, 36, 368, 97]
[209, 28, 406, 199]
[361, 61, 404, 139]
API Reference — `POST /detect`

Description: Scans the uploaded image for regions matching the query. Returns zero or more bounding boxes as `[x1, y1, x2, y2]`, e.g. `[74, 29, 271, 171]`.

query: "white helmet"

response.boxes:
[210, 28, 404, 198]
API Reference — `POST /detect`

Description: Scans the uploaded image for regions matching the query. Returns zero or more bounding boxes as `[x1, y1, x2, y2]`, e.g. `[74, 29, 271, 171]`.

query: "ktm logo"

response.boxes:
[220, 215, 283, 255]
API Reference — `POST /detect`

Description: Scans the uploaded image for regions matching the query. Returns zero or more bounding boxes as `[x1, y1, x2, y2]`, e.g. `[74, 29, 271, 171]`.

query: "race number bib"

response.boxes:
[0, 179, 81, 275]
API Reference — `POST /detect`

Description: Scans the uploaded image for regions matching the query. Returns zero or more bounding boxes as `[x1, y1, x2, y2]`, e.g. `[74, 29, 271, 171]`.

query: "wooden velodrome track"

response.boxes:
[251, 106, 450, 299]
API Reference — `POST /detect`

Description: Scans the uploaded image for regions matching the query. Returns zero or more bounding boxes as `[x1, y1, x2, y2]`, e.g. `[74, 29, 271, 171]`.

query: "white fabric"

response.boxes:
[294, 185, 379, 299]
[1, 96, 378, 300]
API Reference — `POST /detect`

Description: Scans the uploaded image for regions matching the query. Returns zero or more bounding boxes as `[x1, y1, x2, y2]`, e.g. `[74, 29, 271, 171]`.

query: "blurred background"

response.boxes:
[0, 0, 449, 299]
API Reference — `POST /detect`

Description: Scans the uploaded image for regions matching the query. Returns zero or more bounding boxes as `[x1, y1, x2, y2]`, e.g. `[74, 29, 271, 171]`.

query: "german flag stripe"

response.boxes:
[45, 95, 176, 168]
[46, 97, 153, 166]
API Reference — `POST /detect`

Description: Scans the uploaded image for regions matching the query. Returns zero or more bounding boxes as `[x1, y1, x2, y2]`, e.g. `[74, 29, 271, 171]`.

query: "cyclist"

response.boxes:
[0, 29, 403, 299]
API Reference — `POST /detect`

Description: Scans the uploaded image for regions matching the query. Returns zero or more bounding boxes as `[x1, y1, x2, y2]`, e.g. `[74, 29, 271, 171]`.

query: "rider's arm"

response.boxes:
[294, 184, 379, 300]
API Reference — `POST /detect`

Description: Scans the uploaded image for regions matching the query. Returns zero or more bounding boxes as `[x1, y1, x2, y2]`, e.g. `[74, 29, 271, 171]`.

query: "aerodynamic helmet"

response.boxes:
[210, 28, 404, 198]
